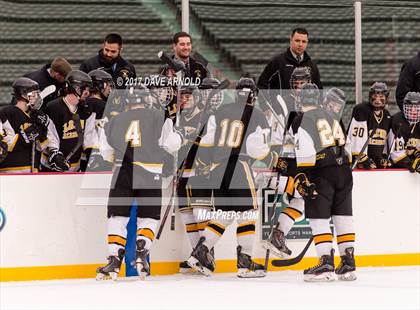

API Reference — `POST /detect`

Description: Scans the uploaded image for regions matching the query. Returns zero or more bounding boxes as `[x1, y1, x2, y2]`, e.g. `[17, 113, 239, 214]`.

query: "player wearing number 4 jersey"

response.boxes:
[292, 83, 356, 282]
[96, 85, 182, 280]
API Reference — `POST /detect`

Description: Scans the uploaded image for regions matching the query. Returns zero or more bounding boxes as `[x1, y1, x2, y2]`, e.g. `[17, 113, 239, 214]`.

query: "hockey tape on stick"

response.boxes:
[40, 85, 56, 100]
[271, 236, 313, 267]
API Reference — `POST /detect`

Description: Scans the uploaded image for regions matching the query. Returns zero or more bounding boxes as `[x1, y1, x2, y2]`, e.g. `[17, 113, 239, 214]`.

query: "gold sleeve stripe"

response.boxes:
[137, 228, 155, 241]
[108, 235, 127, 247]
[314, 233, 333, 245]
[285, 177, 295, 196]
[282, 207, 302, 221]
[337, 233, 356, 244]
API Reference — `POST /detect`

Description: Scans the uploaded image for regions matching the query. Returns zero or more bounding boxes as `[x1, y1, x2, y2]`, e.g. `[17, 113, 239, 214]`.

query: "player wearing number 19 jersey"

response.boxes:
[292, 83, 356, 282]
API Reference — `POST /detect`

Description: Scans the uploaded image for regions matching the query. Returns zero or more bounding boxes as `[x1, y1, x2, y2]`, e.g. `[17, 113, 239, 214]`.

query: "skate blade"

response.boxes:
[337, 271, 357, 281]
[179, 267, 201, 275]
[304, 272, 336, 282]
[96, 272, 118, 281]
[186, 257, 212, 277]
[237, 269, 266, 278]
[263, 241, 291, 258]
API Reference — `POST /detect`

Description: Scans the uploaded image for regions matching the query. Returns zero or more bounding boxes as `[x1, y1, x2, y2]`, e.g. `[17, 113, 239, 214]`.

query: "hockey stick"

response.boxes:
[271, 236, 313, 267]
[65, 113, 84, 163]
[157, 80, 229, 239]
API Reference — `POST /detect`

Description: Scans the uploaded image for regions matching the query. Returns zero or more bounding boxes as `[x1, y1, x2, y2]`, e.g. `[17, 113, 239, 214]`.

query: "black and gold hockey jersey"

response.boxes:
[0, 105, 57, 173]
[292, 107, 349, 170]
[347, 103, 392, 165]
[388, 112, 420, 167]
[101, 106, 181, 174]
[42, 97, 98, 171]
[200, 101, 270, 170]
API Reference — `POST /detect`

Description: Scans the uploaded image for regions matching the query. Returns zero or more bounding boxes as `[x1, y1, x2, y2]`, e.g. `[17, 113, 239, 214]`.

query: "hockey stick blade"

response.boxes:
[271, 237, 313, 267]
[40, 85, 56, 100]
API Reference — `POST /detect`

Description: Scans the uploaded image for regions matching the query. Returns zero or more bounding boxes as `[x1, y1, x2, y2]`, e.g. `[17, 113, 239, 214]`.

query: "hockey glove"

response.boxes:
[294, 173, 318, 200]
[378, 157, 392, 169]
[409, 157, 420, 174]
[87, 149, 111, 171]
[274, 157, 288, 174]
[20, 124, 43, 144]
[30, 109, 49, 128]
[357, 154, 377, 169]
[0, 137, 8, 163]
[48, 150, 70, 172]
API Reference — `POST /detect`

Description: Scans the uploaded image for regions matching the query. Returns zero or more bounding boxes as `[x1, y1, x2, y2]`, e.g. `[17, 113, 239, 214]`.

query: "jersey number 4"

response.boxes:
[125, 120, 142, 147]
[317, 119, 346, 147]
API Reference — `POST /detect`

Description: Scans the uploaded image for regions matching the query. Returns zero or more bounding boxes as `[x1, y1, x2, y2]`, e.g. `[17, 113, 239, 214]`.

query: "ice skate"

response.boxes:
[179, 261, 199, 274]
[96, 249, 124, 281]
[335, 247, 357, 281]
[187, 237, 215, 276]
[304, 249, 335, 282]
[135, 239, 150, 280]
[237, 245, 266, 278]
[263, 226, 292, 258]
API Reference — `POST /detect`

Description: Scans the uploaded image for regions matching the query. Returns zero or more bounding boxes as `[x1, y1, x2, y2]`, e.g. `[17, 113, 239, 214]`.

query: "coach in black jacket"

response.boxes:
[257, 27, 322, 107]
[80, 33, 136, 89]
[396, 51, 420, 111]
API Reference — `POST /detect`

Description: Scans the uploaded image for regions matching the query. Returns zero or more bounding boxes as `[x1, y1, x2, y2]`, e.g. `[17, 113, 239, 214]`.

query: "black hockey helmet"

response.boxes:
[323, 87, 346, 116]
[290, 66, 311, 90]
[88, 69, 114, 99]
[236, 77, 258, 105]
[179, 84, 202, 111]
[368, 82, 389, 110]
[125, 84, 152, 108]
[403, 92, 420, 125]
[65, 70, 92, 98]
[298, 83, 320, 107]
[12, 77, 42, 109]
[199, 77, 221, 90]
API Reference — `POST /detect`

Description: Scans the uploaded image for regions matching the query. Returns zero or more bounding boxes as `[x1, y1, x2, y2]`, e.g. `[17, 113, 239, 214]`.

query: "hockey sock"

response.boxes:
[136, 218, 159, 251]
[193, 207, 211, 240]
[236, 213, 257, 256]
[277, 197, 304, 235]
[309, 218, 333, 257]
[180, 209, 201, 249]
[107, 216, 130, 256]
[203, 220, 226, 250]
[332, 215, 355, 256]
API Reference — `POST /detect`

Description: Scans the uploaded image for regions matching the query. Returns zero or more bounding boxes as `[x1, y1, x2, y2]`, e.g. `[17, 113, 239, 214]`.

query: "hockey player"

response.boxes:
[41, 70, 98, 172]
[262, 67, 312, 258]
[176, 80, 223, 273]
[186, 78, 271, 278]
[0, 123, 8, 163]
[0, 78, 59, 173]
[388, 92, 420, 173]
[96, 85, 182, 280]
[292, 83, 356, 282]
[347, 82, 392, 169]
[87, 69, 115, 120]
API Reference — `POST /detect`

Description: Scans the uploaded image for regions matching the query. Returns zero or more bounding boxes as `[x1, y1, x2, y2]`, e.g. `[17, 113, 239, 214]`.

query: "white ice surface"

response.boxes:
[1, 266, 419, 310]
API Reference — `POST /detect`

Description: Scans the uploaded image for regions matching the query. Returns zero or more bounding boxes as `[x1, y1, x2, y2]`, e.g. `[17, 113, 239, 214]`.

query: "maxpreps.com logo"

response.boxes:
[0, 207, 6, 232]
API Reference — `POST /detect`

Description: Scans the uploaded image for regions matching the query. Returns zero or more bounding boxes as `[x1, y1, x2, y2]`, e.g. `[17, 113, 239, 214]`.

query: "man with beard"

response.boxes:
[80, 33, 136, 89]
[24, 57, 73, 109]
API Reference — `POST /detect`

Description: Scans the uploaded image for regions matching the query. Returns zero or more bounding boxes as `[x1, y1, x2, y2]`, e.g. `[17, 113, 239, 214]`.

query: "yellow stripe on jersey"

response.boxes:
[314, 233, 333, 245]
[137, 228, 155, 241]
[337, 233, 356, 244]
[108, 235, 126, 247]
[282, 207, 302, 221]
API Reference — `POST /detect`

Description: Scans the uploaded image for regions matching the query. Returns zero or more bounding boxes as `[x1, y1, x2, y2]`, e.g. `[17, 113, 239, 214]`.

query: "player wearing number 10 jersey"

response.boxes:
[292, 83, 356, 282]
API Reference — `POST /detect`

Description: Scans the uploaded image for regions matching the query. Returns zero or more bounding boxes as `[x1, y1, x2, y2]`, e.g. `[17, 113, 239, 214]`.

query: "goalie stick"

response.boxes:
[271, 236, 313, 267]
[156, 79, 229, 239]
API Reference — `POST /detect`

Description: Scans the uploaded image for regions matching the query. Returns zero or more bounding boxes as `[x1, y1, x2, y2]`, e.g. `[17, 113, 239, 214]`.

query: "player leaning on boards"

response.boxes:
[0, 78, 58, 173]
[347, 82, 392, 169]
[388, 92, 420, 173]
[96, 84, 182, 280]
[292, 83, 356, 282]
